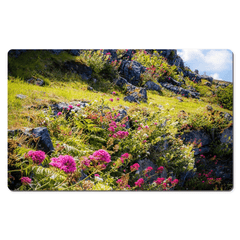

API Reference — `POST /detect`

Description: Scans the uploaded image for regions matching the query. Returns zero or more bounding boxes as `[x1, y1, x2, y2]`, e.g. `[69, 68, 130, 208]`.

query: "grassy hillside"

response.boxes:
[7, 50, 233, 191]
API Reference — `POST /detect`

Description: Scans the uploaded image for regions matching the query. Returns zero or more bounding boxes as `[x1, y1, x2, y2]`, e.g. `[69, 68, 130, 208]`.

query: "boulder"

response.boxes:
[166, 77, 182, 86]
[30, 127, 54, 154]
[219, 126, 233, 150]
[204, 82, 212, 87]
[181, 130, 212, 155]
[193, 146, 211, 156]
[16, 94, 27, 99]
[144, 80, 161, 91]
[64, 61, 92, 80]
[26, 77, 44, 86]
[124, 83, 147, 103]
[159, 82, 200, 98]
[116, 109, 130, 129]
[114, 77, 128, 88]
[50, 102, 88, 116]
[219, 112, 233, 122]
[119, 60, 146, 86]
[136, 159, 167, 183]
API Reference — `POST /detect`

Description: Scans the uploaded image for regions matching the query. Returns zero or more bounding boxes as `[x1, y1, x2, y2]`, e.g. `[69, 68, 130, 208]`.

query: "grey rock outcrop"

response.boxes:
[114, 77, 128, 88]
[124, 83, 147, 103]
[136, 159, 167, 183]
[166, 77, 182, 86]
[116, 109, 130, 129]
[219, 126, 233, 150]
[181, 130, 212, 155]
[64, 61, 92, 80]
[26, 77, 44, 86]
[119, 60, 146, 86]
[144, 80, 161, 91]
[30, 127, 54, 154]
[16, 94, 27, 99]
[159, 82, 200, 98]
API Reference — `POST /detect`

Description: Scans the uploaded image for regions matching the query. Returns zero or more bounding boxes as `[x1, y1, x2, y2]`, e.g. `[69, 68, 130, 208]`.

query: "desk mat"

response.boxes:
[7, 49, 233, 191]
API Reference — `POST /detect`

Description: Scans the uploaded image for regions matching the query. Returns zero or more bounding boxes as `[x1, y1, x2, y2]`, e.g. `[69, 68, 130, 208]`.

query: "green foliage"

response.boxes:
[132, 50, 179, 86]
[217, 84, 233, 110]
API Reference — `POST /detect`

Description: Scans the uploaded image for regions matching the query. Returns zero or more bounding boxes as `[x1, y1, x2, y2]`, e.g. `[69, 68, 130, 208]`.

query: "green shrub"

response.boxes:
[217, 84, 233, 110]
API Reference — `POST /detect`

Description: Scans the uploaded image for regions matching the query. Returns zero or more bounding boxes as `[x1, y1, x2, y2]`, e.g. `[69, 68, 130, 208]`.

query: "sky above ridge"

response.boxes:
[177, 49, 233, 82]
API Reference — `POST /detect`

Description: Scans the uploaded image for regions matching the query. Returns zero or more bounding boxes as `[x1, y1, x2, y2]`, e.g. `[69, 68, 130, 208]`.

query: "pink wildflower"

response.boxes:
[154, 122, 157, 125]
[115, 131, 129, 139]
[130, 163, 140, 172]
[21, 177, 32, 185]
[50, 155, 76, 173]
[112, 91, 116, 95]
[156, 166, 164, 173]
[89, 149, 111, 164]
[27, 150, 46, 165]
[81, 157, 91, 167]
[68, 105, 73, 109]
[57, 112, 62, 116]
[144, 166, 153, 174]
[137, 127, 142, 131]
[171, 179, 179, 186]
[77, 103, 80, 107]
[116, 98, 120, 101]
[108, 126, 115, 133]
[94, 174, 100, 177]
[120, 153, 129, 163]
[116, 179, 123, 184]
[109, 98, 113, 102]
[142, 140, 147, 143]
[135, 178, 144, 187]
[154, 178, 165, 185]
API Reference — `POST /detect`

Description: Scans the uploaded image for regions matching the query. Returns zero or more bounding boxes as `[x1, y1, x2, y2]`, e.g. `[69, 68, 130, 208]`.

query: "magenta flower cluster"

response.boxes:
[154, 177, 165, 185]
[21, 177, 32, 185]
[27, 150, 46, 165]
[89, 149, 111, 164]
[156, 166, 164, 173]
[50, 155, 76, 173]
[112, 131, 129, 139]
[135, 178, 144, 187]
[120, 153, 129, 163]
[108, 121, 117, 132]
[144, 166, 153, 174]
[130, 163, 140, 172]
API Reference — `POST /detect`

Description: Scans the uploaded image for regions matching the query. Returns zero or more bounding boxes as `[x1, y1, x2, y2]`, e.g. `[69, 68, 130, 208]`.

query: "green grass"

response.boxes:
[8, 50, 232, 130]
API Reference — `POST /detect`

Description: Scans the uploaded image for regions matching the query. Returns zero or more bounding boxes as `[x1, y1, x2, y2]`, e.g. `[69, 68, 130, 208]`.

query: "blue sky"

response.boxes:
[177, 49, 233, 82]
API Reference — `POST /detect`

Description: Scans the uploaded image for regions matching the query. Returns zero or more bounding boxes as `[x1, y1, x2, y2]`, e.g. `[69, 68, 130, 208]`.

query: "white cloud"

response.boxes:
[210, 73, 222, 80]
[204, 50, 232, 71]
[178, 49, 204, 62]
[177, 49, 232, 72]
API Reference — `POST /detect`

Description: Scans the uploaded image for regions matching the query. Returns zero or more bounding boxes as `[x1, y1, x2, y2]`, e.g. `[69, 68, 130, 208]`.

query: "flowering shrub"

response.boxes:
[130, 163, 140, 172]
[50, 155, 76, 173]
[135, 178, 144, 187]
[27, 150, 46, 165]
[21, 177, 32, 185]
[132, 50, 179, 86]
